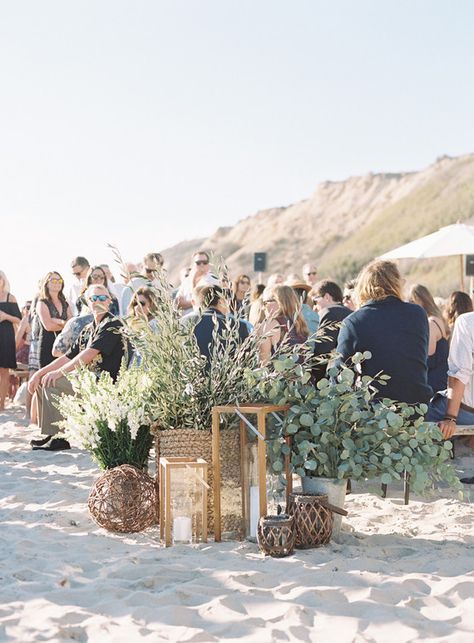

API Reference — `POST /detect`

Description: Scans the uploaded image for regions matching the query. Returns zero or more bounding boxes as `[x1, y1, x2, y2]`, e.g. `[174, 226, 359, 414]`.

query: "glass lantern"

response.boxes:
[159, 457, 208, 547]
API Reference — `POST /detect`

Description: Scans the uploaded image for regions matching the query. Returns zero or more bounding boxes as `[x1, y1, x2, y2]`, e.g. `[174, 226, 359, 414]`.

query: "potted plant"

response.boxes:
[55, 364, 157, 532]
[56, 365, 154, 470]
[248, 352, 462, 539]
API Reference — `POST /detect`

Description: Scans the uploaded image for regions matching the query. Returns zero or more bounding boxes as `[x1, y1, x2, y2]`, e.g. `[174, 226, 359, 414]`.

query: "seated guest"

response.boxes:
[426, 311, 474, 445]
[258, 285, 308, 364]
[28, 285, 129, 451]
[342, 279, 357, 311]
[312, 280, 352, 381]
[445, 291, 473, 335]
[336, 260, 432, 405]
[192, 285, 249, 366]
[408, 284, 449, 393]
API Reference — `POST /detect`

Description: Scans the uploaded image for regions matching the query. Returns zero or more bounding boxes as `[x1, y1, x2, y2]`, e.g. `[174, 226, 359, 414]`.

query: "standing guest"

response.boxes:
[36, 272, 72, 368]
[267, 273, 285, 288]
[120, 263, 149, 316]
[337, 260, 432, 405]
[258, 285, 308, 364]
[408, 284, 449, 393]
[15, 302, 32, 367]
[143, 252, 164, 286]
[445, 291, 473, 334]
[286, 276, 319, 340]
[100, 263, 127, 311]
[312, 280, 352, 381]
[0, 271, 21, 410]
[342, 279, 357, 311]
[77, 266, 119, 316]
[302, 263, 318, 288]
[68, 257, 90, 315]
[28, 284, 130, 451]
[175, 251, 211, 314]
[231, 274, 251, 317]
[248, 284, 266, 327]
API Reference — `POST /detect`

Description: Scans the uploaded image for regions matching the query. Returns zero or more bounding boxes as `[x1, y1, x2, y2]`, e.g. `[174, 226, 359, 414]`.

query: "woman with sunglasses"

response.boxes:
[0, 270, 21, 410]
[36, 271, 72, 368]
[76, 266, 119, 316]
[258, 285, 308, 363]
[127, 287, 159, 327]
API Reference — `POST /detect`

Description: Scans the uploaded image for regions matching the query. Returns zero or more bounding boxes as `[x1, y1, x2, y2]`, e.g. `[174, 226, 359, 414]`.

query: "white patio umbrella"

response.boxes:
[379, 223, 474, 289]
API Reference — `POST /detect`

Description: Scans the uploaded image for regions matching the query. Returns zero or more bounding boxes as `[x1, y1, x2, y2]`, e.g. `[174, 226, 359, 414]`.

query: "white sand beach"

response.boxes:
[1, 406, 474, 642]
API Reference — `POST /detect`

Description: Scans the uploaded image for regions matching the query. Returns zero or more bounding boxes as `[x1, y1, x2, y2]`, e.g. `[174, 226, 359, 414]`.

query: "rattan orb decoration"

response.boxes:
[288, 493, 333, 548]
[257, 514, 296, 557]
[88, 464, 157, 533]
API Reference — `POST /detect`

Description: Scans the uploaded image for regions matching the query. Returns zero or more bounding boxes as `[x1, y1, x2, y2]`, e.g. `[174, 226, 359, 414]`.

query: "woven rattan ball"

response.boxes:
[88, 464, 157, 533]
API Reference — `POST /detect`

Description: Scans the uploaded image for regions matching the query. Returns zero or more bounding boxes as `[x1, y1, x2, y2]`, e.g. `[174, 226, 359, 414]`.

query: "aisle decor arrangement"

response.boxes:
[56, 365, 157, 533]
[57, 365, 154, 470]
[246, 351, 463, 502]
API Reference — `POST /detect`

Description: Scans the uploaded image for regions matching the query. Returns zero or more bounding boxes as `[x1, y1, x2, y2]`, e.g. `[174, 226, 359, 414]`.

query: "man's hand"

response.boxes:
[28, 371, 42, 394]
[438, 419, 457, 440]
[42, 370, 63, 388]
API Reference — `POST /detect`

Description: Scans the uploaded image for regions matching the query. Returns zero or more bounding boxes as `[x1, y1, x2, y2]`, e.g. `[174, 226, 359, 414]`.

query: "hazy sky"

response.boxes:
[1, 0, 474, 303]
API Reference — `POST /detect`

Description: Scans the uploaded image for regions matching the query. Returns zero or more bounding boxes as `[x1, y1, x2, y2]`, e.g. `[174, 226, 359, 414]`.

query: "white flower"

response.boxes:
[184, 383, 194, 396]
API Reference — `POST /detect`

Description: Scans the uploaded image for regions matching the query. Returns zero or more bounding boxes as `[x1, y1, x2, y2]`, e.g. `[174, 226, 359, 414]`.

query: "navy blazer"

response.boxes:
[336, 296, 433, 405]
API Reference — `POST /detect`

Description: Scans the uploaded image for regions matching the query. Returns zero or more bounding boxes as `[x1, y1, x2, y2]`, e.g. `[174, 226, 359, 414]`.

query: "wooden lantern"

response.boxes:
[159, 457, 209, 547]
[211, 404, 292, 542]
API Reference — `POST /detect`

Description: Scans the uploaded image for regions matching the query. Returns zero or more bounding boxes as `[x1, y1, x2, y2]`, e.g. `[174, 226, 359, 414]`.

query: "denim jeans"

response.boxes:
[425, 390, 474, 425]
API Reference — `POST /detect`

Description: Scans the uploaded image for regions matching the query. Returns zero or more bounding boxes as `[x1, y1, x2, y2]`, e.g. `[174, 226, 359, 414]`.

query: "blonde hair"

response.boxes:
[408, 284, 442, 318]
[0, 271, 10, 293]
[272, 285, 308, 338]
[356, 260, 403, 306]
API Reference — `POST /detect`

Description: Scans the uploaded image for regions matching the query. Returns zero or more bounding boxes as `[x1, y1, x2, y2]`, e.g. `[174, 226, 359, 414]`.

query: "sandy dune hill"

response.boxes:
[162, 153, 474, 295]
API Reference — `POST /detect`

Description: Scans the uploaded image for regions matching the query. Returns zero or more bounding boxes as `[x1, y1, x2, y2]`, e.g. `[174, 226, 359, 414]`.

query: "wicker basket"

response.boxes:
[257, 514, 296, 557]
[154, 427, 241, 533]
[88, 464, 157, 533]
[288, 492, 334, 548]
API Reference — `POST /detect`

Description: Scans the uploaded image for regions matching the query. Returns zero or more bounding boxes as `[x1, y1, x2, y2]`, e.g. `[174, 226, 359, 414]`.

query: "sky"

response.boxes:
[1, 0, 474, 304]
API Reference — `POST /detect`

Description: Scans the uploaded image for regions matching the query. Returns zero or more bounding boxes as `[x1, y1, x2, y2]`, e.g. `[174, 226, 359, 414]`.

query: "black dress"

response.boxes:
[0, 293, 21, 368]
[38, 299, 69, 368]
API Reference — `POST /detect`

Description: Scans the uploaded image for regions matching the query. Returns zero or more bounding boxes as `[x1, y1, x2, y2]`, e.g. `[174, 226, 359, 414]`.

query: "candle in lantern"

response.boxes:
[250, 485, 260, 538]
[173, 516, 192, 544]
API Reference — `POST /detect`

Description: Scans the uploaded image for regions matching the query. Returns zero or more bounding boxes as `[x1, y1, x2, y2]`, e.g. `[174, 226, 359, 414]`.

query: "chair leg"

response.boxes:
[404, 471, 410, 505]
[381, 483, 387, 498]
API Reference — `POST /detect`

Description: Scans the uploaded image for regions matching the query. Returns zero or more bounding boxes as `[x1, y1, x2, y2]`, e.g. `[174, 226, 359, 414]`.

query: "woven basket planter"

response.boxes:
[88, 464, 157, 533]
[287, 492, 334, 548]
[257, 514, 296, 557]
[154, 427, 241, 534]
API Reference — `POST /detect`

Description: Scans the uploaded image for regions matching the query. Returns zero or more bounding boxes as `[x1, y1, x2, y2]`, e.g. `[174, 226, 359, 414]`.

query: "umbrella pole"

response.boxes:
[461, 254, 465, 291]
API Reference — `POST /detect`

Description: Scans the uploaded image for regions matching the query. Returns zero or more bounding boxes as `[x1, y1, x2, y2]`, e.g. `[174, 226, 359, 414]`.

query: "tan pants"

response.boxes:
[37, 376, 74, 436]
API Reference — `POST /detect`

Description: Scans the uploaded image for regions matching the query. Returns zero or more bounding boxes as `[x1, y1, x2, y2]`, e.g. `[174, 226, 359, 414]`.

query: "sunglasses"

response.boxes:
[136, 299, 148, 306]
[90, 294, 109, 302]
[195, 260, 209, 266]
[145, 267, 157, 274]
[91, 274, 105, 280]
[343, 294, 352, 301]
[264, 299, 276, 305]
[48, 278, 63, 284]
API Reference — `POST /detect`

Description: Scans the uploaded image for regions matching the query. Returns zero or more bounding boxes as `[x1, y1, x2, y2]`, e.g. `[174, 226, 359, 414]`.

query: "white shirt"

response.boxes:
[447, 311, 474, 407]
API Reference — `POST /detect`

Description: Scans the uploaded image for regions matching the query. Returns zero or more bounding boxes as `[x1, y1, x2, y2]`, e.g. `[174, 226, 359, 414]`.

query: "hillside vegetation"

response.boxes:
[161, 154, 474, 296]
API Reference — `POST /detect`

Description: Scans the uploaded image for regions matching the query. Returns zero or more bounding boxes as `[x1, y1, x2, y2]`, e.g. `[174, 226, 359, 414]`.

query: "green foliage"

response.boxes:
[252, 355, 463, 496]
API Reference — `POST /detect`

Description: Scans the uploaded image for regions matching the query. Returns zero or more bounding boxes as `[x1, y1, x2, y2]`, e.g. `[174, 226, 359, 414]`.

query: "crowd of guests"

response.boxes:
[1, 252, 474, 462]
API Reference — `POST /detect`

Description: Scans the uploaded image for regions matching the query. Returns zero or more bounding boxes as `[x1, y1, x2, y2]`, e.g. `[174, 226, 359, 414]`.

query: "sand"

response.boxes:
[1, 405, 474, 642]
